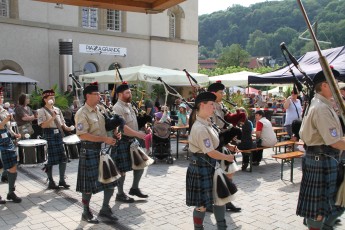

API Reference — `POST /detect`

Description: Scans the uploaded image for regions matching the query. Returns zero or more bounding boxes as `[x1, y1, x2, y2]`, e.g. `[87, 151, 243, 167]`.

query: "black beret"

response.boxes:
[42, 89, 55, 98]
[255, 110, 264, 116]
[195, 92, 217, 106]
[313, 68, 340, 85]
[116, 82, 130, 94]
[207, 82, 225, 92]
[83, 82, 98, 96]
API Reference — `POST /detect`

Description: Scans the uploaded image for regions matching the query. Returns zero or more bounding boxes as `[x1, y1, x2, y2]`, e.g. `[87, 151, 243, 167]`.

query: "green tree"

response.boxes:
[218, 44, 250, 68]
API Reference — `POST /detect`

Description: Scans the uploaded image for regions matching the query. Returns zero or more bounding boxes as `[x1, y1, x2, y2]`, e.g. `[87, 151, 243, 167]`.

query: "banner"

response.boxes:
[79, 44, 127, 56]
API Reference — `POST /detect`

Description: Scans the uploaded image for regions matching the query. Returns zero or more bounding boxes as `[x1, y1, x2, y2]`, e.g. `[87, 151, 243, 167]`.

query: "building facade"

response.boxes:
[0, 0, 198, 99]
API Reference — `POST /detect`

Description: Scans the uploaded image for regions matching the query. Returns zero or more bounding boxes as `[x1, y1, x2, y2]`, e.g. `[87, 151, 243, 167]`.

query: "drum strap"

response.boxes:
[43, 107, 65, 137]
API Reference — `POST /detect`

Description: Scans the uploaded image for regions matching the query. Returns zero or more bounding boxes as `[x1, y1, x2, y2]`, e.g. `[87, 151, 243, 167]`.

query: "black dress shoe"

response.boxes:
[99, 208, 118, 222]
[226, 202, 241, 212]
[129, 188, 148, 198]
[58, 181, 71, 189]
[241, 163, 249, 171]
[48, 181, 60, 190]
[116, 193, 134, 203]
[82, 211, 99, 224]
[7, 192, 22, 203]
[0, 196, 6, 204]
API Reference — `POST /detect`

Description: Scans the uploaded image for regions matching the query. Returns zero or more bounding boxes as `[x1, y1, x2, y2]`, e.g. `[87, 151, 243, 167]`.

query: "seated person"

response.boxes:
[253, 110, 277, 166]
[177, 103, 189, 138]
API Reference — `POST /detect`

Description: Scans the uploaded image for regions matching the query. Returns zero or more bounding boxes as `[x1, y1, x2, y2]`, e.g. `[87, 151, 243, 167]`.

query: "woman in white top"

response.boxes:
[283, 87, 302, 138]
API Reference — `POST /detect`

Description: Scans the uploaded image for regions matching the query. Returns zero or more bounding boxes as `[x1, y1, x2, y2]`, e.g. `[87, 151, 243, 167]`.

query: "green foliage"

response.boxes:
[198, 65, 280, 77]
[199, 0, 345, 59]
[29, 84, 69, 110]
[218, 44, 250, 68]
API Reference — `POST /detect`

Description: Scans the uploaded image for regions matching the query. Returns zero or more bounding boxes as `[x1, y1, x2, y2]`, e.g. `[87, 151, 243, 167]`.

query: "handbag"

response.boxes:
[98, 147, 121, 184]
[18, 123, 34, 136]
[130, 139, 154, 170]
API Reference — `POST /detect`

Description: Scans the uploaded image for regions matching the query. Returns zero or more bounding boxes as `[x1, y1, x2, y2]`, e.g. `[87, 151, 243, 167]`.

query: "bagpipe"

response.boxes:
[98, 99, 125, 132]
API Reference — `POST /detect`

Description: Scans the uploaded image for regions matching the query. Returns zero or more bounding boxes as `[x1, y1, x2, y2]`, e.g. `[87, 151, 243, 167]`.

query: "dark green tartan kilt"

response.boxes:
[186, 155, 216, 208]
[0, 129, 17, 170]
[111, 139, 133, 173]
[42, 129, 67, 166]
[297, 150, 345, 219]
[76, 147, 117, 194]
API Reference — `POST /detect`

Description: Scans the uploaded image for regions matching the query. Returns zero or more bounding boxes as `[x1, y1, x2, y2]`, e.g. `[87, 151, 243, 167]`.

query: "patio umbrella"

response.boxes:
[79, 64, 209, 87]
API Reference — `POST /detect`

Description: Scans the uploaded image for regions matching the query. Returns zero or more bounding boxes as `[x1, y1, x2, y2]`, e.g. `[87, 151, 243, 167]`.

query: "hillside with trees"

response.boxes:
[199, 0, 345, 63]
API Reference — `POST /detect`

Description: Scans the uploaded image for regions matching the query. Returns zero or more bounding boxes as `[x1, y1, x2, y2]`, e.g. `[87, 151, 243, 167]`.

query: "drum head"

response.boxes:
[63, 134, 80, 145]
[18, 139, 47, 147]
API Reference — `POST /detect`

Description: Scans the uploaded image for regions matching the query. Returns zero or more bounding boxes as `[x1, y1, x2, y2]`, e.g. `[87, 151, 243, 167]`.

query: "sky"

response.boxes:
[198, 0, 272, 15]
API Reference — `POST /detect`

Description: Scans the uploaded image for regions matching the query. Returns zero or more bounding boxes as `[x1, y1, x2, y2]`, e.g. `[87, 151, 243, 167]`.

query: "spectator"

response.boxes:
[283, 86, 302, 139]
[253, 110, 277, 166]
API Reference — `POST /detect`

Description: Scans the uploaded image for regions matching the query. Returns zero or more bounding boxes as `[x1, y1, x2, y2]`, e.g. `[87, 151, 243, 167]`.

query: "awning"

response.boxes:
[0, 69, 38, 83]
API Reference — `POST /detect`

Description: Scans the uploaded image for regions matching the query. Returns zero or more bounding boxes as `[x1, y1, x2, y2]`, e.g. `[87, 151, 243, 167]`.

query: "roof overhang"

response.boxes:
[35, 0, 186, 14]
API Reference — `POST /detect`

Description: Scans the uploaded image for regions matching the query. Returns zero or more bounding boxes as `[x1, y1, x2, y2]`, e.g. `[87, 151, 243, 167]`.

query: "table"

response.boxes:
[171, 125, 189, 159]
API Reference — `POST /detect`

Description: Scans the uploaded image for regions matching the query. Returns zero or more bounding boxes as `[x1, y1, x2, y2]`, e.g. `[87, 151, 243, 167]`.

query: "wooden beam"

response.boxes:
[35, 0, 185, 14]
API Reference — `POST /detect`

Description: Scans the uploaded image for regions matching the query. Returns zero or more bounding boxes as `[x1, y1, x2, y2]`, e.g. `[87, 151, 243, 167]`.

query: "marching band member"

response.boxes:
[186, 92, 234, 230]
[112, 82, 146, 203]
[75, 83, 119, 223]
[37, 89, 73, 189]
[207, 82, 241, 212]
[0, 87, 22, 203]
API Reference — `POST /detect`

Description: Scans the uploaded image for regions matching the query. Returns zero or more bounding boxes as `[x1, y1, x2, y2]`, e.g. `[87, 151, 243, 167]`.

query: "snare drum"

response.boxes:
[63, 134, 81, 159]
[18, 139, 47, 164]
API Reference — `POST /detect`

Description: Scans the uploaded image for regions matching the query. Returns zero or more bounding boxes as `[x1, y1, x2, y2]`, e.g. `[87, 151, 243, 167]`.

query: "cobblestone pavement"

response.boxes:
[0, 140, 344, 230]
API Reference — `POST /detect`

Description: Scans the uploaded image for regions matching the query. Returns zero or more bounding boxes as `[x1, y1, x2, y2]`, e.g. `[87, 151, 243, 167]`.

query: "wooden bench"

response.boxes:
[273, 140, 295, 154]
[272, 151, 304, 182]
[239, 140, 296, 172]
[276, 132, 288, 141]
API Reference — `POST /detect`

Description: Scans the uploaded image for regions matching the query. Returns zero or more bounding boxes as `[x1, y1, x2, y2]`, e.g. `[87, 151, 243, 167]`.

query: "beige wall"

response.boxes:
[0, 0, 199, 93]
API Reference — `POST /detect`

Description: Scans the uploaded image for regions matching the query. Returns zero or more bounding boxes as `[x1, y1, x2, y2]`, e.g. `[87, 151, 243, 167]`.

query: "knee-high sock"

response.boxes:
[193, 208, 205, 230]
[46, 165, 54, 182]
[59, 163, 67, 183]
[213, 205, 227, 230]
[117, 175, 126, 195]
[132, 169, 144, 189]
[82, 193, 92, 212]
[306, 218, 322, 230]
[103, 188, 114, 209]
[7, 172, 17, 193]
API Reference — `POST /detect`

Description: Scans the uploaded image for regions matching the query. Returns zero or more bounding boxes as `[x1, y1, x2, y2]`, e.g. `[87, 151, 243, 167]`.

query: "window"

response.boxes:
[0, 83, 12, 99]
[169, 13, 176, 38]
[0, 0, 9, 18]
[83, 62, 98, 74]
[167, 6, 185, 39]
[82, 7, 98, 29]
[107, 10, 121, 32]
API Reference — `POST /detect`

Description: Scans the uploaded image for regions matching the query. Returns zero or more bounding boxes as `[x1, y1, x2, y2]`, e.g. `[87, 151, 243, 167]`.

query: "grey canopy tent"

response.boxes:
[248, 46, 345, 84]
[0, 69, 38, 83]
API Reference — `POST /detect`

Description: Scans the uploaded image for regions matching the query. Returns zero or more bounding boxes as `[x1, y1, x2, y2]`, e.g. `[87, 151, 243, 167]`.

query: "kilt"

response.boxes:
[0, 129, 17, 170]
[296, 148, 344, 219]
[111, 137, 133, 173]
[42, 129, 67, 166]
[186, 154, 216, 208]
[76, 147, 117, 194]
